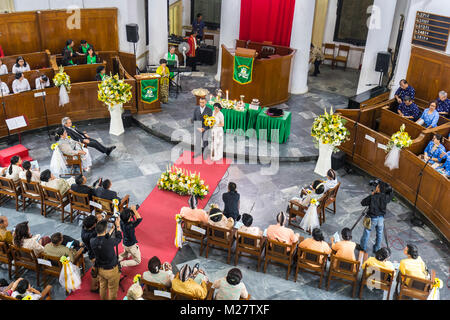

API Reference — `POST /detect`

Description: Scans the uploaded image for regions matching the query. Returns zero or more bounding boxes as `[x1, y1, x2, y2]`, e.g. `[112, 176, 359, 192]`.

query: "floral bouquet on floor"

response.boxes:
[157, 165, 209, 199]
[98, 74, 133, 109]
[53, 66, 71, 106]
[384, 124, 412, 171]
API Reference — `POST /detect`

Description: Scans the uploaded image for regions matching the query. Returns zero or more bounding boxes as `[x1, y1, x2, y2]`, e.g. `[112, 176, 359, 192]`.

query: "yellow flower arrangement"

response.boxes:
[22, 295, 33, 300]
[157, 165, 209, 199]
[311, 108, 350, 150]
[51, 143, 59, 151]
[386, 124, 412, 152]
[133, 274, 142, 284]
[98, 74, 133, 108]
[203, 115, 216, 128]
[53, 66, 71, 92]
[310, 198, 319, 206]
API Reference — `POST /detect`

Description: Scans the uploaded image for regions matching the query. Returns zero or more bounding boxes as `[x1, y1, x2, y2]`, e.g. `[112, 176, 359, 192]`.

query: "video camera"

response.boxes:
[369, 178, 393, 194]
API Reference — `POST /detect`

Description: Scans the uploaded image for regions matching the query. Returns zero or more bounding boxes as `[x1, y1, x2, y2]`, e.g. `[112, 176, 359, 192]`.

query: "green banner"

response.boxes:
[233, 56, 254, 85]
[140, 79, 159, 104]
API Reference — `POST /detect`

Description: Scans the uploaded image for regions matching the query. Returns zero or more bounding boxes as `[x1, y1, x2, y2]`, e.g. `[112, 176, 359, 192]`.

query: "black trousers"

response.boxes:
[313, 60, 322, 75]
[87, 138, 108, 154]
[187, 56, 197, 71]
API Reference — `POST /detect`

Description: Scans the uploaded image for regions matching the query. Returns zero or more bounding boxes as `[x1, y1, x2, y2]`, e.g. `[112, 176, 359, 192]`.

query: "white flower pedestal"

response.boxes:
[314, 141, 334, 177]
[108, 104, 125, 136]
[384, 146, 401, 171]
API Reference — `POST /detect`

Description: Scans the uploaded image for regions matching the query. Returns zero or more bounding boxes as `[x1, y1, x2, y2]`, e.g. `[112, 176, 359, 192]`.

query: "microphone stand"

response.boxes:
[410, 158, 431, 227]
[39, 88, 51, 140]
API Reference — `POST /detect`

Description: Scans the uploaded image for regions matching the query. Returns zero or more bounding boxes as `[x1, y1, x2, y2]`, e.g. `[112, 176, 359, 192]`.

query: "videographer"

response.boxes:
[357, 180, 393, 253]
[90, 218, 122, 300]
[119, 205, 142, 268]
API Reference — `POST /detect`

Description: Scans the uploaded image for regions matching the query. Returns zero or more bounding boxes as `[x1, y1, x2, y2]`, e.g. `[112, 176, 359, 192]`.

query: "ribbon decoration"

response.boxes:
[60, 256, 75, 294]
[174, 214, 184, 249]
[428, 278, 443, 300]
[112, 199, 120, 214]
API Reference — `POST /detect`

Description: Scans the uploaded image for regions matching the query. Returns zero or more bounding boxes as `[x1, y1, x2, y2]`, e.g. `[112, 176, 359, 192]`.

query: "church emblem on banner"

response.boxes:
[233, 56, 254, 85]
[140, 78, 159, 104]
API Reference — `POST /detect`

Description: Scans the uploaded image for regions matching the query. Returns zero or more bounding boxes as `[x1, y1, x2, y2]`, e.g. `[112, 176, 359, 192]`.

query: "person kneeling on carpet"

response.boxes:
[119, 205, 142, 268]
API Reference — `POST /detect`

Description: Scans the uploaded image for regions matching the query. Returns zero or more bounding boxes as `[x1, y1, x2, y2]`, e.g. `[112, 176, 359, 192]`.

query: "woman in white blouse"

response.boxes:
[12, 221, 45, 256]
[324, 169, 338, 192]
[12, 56, 31, 74]
[0, 79, 9, 96]
[19, 161, 40, 183]
[12, 72, 31, 94]
[0, 59, 8, 75]
[35, 75, 50, 90]
[1, 155, 23, 184]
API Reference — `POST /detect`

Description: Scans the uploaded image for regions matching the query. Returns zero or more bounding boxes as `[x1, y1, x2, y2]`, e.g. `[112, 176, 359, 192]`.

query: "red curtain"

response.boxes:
[239, 0, 296, 47]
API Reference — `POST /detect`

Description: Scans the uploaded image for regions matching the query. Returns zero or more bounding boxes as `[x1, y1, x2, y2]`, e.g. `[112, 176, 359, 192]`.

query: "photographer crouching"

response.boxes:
[119, 205, 142, 268]
[357, 180, 393, 254]
[90, 218, 122, 300]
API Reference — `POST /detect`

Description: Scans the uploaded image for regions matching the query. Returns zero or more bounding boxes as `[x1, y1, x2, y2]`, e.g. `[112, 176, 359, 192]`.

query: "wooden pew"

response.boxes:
[0, 68, 55, 91]
[59, 62, 107, 83]
[0, 52, 51, 72]
[378, 107, 426, 139]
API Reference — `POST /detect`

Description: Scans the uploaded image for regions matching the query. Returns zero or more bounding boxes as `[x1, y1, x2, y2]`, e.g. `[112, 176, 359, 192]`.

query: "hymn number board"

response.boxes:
[412, 11, 450, 52]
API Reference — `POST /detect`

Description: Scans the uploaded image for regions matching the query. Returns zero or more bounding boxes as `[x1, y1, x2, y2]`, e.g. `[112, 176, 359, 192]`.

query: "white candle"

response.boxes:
[226, 90, 229, 101]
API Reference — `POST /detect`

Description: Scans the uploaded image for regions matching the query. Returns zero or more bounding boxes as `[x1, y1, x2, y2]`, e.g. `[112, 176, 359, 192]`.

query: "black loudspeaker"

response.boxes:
[122, 109, 133, 128]
[332, 151, 347, 170]
[375, 51, 391, 73]
[126, 23, 139, 43]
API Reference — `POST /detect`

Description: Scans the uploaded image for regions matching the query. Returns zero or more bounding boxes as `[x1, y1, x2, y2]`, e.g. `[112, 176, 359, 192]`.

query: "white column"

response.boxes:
[148, 0, 168, 65]
[215, 0, 241, 81]
[356, 0, 397, 94]
[289, 0, 315, 94]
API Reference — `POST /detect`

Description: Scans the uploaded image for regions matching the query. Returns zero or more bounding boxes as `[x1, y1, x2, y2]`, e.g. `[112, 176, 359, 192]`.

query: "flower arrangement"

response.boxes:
[133, 274, 142, 284]
[157, 166, 209, 199]
[204, 115, 216, 128]
[98, 74, 133, 107]
[51, 143, 59, 151]
[191, 88, 209, 97]
[53, 66, 71, 92]
[310, 198, 319, 206]
[386, 124, 412, 152]
[311, 108, 350, 149]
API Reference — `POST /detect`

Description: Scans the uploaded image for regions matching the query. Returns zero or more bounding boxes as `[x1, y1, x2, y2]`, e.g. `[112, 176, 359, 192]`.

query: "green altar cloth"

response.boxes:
[255, 108, 292, 144]
[207, 103, 260, 134]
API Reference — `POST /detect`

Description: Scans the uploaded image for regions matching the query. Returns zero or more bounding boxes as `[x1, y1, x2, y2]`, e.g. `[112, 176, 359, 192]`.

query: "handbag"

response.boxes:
[363, 216, 372, 230]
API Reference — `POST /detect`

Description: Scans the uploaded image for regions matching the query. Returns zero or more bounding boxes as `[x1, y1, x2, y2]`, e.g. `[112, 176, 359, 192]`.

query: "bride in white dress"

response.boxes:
[211, 103, 224, 162]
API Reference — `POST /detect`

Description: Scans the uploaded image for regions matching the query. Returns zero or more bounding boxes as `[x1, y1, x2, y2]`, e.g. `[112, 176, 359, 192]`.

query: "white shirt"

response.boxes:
[12, 64, 31, 74]
[35, 78, 50, 90]
[4, 165, 23, 183]
[12, 78, 31, 93]
[0, 64, 7, 75]
[200, 106, 206, 115]
[0, 82, 9, 95]
[324, 179, 338, 192]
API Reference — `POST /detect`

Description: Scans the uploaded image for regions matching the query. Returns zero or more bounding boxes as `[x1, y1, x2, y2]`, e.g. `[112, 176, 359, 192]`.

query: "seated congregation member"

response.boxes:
[331, 227, 356, 261]
[208, 207, 234, 234]
[86, 47, 100, 65]
[397, 96, 421, 122]
[95, 65, 106, 81]
[43, 232, 76, 261]
[95, 179, 128, 204]
[298, 228, 332, 263]
[362, 247, 394, 276]
[13, 221, 49, 256]
[266, 212, 300, 248]
[1, 155, 23, 184]
[419, 133, 446, 168]
[54, 127, 92, 172]
[0, 59, 8, 75]
[238, 213, 263, 238]
[292, 180, 325, 208]
[123, 283, 144, 300]
[119, 206, 142, 268]
[40, 169, 74, 195]
[9, 278, 41, 300]
[63, 117, 116, 156]
[171, 264, 208, 300]
[11, 56, 31, 74]
[399, 244, 429, 282]
[324, 169, 338, 192]
[35, 75, 50, 90]
[179, 195, 209, 224]
[71, 175, 102, 200]
[78, 40, 94, 55]
[393, 79, 415, 113]
[436, 90, 450, 118]
[12, 72, 31, 94]
[62, 39, 83, 66]
[222, 182, 240, 221]
[0, 79, 9, 95]
[437, 152, 450, 177]
[213, 268, 249, 300]
[0, 216, 13, 245]
[416, 101, 440, 128]
[19, 160, 40, 183]
[156, 59, 170, 104]
[142, 256, 174, 287]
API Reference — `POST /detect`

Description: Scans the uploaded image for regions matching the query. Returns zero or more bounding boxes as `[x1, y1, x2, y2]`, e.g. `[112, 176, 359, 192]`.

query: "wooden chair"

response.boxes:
[171, 281, 214, 300]
[181, 217, 207, 255]
[62, 154, 83, 177]
[0, 176, 23, 211]
[263, 238, 298, 280]
[326, 254, 361, 297]
[205, 224, 236, 264]
[323, 182, 341, 218]
[234, 231, 266, 271]
[288, 193, 328, 230]
[9, 245, 41, 286]
[0, 241, 13, 279]
[359, 264, 395, 300]
[92, 195, 129, 218]
[141, 278, 171, 300]
[41, 185, 70, 223]
[20, 179, 43, 214]
[334, 45, 350, 70]
[323, 43, 336, 67]
[39, 249, 85, 287]
[69, 190, 93, 222]
[396, 270, 436, 300]
[0, 285, 52, 300]
[294, 241, 329, 288]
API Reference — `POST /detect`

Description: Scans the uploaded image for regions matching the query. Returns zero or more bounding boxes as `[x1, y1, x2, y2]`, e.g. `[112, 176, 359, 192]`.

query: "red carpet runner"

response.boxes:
[67, 151, 231, 300]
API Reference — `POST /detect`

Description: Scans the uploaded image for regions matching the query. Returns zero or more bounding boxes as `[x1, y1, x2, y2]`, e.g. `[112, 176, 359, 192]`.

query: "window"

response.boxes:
[191, 0, 221, 30]
[333, 0, 374, 46]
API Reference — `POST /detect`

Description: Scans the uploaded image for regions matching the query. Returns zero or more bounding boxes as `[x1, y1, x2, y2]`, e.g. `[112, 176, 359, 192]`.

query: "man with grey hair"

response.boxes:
[62, 117, 116, 156]
[437, 90, 449, 118]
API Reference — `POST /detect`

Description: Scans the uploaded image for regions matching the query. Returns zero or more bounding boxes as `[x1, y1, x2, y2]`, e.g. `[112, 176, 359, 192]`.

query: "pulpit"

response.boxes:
[135, 73, 162, 114]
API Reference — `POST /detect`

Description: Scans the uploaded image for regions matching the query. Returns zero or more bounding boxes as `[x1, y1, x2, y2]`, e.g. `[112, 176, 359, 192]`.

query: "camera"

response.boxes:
[368, 179, 381, 187]
[369, 179, 392, 194]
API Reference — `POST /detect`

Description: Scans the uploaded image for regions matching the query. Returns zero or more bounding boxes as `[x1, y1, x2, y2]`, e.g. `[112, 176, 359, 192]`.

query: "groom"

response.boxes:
[192, 97, 213, 158]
